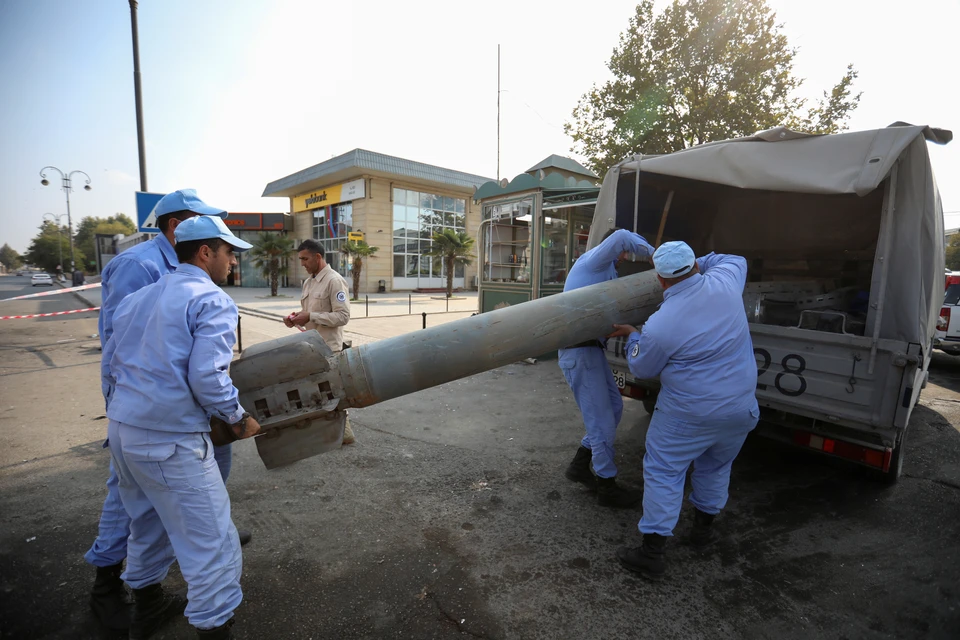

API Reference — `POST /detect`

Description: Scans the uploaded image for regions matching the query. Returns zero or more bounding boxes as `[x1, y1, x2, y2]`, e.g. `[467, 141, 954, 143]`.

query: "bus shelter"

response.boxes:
[473, 156, 600, 313]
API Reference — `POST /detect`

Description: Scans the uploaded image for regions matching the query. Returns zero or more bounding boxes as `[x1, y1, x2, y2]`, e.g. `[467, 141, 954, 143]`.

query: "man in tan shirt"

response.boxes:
[284, 238, 355, 444]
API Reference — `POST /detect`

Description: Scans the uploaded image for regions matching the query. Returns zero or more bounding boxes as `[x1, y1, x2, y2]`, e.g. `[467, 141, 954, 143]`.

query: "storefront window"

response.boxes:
[541, 213, 569, 285]
[313, 202, 353, 278]
[482, 197, 534, 284]
[393, 188, 466, 279]
[572, 211, 593, 265]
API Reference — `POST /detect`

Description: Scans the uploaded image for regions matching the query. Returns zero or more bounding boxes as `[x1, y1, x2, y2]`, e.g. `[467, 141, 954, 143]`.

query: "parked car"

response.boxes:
[31, 273, 53, 287]
[935, 280, 960, 355]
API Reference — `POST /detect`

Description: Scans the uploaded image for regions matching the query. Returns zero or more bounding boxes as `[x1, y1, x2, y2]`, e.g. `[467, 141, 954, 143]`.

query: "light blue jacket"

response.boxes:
[99, 234, 178, 346]
[625, 253, 758, 421]
[563, 229, 655, 292]
[102, 264, 246, 432]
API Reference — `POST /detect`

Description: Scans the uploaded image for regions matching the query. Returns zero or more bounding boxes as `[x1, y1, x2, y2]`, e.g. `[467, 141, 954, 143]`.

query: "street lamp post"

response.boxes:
[43, 212, 68, 278]
[40, 166, 91, 271]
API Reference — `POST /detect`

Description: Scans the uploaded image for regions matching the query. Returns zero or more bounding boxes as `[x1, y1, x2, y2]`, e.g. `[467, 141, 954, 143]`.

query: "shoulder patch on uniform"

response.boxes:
[631, 343, 640, 358]
[337, 291, 346, 302]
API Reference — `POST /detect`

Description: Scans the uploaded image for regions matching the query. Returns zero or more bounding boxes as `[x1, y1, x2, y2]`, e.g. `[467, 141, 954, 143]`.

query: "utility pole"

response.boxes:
[129, 0, 148, 191]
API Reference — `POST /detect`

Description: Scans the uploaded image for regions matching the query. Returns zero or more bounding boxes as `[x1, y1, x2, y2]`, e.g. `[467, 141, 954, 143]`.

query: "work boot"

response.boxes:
[341, 416, 356, 446]
[617, 533, 668, 580]
[689, 508, 719, 549]
[129, 583, 188, 640]
[596, 476, 643, 508]
[237, 529, 252, 546]
[197, 618, 234, 639]
[564, 446, 595, 488]
[89, 562, 132, 631]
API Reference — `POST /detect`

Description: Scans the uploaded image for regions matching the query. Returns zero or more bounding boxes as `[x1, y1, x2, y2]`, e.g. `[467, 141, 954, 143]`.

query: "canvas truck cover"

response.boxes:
[588, 123, 952, 348]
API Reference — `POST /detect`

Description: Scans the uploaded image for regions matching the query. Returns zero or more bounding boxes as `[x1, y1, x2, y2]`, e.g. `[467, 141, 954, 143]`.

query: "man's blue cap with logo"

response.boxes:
[174, 216, 252, 252]
[155, 189, 228, 218]
[653, 241, 697, 278]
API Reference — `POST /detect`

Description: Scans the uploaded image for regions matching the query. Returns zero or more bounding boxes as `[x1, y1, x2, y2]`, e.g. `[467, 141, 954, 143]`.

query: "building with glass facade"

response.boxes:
[262, 150, 493, 293]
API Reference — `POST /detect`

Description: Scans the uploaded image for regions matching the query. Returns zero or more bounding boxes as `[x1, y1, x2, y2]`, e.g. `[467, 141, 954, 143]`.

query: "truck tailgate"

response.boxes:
[605, 325, 915, 435]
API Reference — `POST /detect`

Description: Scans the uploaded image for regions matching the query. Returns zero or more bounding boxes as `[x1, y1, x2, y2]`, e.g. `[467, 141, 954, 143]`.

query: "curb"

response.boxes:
[56, 280, 97, 309]
[237, 306, 286, 322]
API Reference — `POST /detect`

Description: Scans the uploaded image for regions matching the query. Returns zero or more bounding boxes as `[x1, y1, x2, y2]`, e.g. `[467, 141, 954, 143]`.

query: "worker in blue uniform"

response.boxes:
[610, 241, 759, 580]
[102, 215, 258, 639]
[560, 228, 655, 508]
[86, 190, 251, 632]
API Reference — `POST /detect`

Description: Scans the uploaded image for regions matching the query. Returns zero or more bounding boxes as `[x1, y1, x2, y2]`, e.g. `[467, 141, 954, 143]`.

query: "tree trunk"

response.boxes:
[446, 256, 454, 298]
[353, 257, 362, 299]
[270, 261, 278, 296]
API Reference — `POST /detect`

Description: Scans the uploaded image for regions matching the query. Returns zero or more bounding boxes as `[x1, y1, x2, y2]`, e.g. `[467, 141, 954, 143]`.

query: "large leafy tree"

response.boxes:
[566, 0, 862, 176]
[0, 243, 22, 271]
[25, 221, 81, 274]
[74, 214, 137, 270]
[425, 230, 474, 299]
[340, 240, 379, 299]
[249, 233, 294, 296]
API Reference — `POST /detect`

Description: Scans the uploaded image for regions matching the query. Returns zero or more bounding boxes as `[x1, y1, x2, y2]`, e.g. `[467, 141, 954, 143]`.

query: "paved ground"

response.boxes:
[58, 279, 479, 349]
[1, 273, 958, 639]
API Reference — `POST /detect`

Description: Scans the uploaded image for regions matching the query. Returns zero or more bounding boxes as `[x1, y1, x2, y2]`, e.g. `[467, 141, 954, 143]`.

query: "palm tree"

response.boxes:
[425, 229, 474, 299]
[249, 232, 294, 296]
[340, 240, 379, 299]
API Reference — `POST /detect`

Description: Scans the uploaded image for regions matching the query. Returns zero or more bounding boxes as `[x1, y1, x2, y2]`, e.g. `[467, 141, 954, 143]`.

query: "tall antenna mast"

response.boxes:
[497, 44, 501, 182]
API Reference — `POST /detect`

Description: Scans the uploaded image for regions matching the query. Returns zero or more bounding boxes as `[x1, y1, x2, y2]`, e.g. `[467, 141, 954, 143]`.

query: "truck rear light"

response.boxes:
[619, 384, 649, 401]
[938, 307, 951, 331]
[790, 429, 890, 471]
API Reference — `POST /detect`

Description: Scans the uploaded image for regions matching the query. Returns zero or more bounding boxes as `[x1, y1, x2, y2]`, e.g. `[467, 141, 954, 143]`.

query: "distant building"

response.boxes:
[263, 149, 493, 293]
[113, 214, 293, 287]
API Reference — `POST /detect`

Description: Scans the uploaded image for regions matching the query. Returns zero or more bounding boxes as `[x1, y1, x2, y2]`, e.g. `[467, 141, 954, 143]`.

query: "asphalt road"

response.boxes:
[0, 273, 958, 639]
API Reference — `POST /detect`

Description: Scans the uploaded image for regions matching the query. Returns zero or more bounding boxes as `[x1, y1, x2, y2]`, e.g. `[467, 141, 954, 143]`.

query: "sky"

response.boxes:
[1, 0, 957, 255]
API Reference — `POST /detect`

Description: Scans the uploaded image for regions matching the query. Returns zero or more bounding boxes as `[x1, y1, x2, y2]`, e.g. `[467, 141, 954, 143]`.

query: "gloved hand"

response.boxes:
[210, 414, 261, 446]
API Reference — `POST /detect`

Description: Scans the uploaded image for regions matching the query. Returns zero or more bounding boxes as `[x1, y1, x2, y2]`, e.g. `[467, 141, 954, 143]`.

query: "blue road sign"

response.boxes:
[136, 191, 165, 232]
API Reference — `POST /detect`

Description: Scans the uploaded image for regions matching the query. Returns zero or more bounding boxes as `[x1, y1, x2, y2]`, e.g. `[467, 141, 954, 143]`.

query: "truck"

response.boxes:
[589, 123, 952, 482]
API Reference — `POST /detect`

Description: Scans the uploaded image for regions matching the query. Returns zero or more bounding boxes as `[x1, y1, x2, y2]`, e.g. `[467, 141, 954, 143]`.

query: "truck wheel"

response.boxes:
[881, 431, 906, 485]
[642, 397, 657, 414]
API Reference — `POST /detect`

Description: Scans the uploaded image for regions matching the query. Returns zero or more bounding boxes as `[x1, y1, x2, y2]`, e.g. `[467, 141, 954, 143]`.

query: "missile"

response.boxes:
[230, 271, 663, 468]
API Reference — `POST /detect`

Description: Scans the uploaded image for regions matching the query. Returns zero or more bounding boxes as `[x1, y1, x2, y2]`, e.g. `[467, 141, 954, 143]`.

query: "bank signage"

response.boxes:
[293, 178, 366, 213]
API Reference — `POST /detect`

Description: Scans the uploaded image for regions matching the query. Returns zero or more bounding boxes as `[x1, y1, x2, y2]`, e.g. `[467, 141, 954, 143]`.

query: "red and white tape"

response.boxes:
[2, 282, 101, 302]
[1, 307, 100, 320]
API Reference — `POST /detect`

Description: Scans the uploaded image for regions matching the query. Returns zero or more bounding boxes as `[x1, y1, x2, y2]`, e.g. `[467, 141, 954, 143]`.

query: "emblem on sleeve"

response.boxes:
[631, 343, 640, 358]
[337, 291, 347, 302]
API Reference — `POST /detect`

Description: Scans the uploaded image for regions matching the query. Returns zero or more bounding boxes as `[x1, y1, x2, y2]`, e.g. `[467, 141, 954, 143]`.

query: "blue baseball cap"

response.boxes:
[155, 189, 228, 218]
[653, 241, 696, 278]
[174, 215, 253, 252]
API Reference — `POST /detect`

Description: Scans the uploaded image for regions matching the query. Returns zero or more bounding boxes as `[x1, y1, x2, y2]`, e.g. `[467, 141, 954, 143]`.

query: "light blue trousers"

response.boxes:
[85, 441, 232, 568]
[639, 405, 759, 536]
[558, 346, 624, 478]
[107, 421, 242, 630]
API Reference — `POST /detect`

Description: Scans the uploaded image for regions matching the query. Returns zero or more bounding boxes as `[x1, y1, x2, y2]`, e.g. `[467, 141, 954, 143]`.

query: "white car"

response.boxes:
[936, 280, 960, 355]
[31, 273, 53, 287]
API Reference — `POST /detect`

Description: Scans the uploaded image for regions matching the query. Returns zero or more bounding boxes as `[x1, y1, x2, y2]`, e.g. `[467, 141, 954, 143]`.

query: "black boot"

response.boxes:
[596, 476, 643, 508]
[564, 446, 595, 488]
[197, 617, 234, 639]
[129, 583, 188, 640]
[689, 509, 718, 549]
[617, 533, 668, 580]
[90, 562, 132, 630]
[237, 529, 252, 546]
